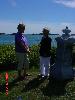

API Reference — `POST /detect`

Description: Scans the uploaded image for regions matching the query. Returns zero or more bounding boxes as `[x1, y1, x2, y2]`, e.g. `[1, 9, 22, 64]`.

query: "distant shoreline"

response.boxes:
[9, 33, 59, 35]
[0, 33, 5, 35]
[0, 33, 75, 36]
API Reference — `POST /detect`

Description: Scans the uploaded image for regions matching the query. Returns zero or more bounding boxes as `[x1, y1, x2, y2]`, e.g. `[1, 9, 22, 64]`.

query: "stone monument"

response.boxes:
[50, 26, 75, 80]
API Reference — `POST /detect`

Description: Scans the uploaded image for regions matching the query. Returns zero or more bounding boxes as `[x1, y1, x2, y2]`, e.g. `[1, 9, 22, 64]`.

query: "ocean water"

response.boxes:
[0, 34, 59, 47]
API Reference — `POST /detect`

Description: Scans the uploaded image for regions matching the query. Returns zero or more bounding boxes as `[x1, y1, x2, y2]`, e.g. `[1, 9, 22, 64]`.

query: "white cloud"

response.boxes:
[8, 0, 17, 7]
[54, 0, 75, 8]
[0, 20, 75, 34]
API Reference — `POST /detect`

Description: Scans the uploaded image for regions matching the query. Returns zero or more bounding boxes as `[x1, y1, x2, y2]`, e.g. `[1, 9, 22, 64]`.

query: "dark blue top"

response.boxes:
[15, 32, 28, 53]
[39, 36, 52, 57]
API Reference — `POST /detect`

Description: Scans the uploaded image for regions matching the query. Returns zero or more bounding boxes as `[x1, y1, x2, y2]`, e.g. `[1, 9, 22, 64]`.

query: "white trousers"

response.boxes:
[40, 56, 50, 76]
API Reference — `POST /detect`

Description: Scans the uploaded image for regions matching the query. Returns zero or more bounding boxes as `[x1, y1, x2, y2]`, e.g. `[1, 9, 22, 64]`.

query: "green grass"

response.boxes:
[0, 69, 75, 100]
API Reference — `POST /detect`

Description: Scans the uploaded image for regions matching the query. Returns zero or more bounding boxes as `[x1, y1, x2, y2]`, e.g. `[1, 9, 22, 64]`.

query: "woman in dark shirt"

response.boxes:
[39, 28, 52, 78]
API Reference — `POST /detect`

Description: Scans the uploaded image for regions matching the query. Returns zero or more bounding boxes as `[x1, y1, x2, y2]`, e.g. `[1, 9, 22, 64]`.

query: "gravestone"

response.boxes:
[50, 26, 75, 80]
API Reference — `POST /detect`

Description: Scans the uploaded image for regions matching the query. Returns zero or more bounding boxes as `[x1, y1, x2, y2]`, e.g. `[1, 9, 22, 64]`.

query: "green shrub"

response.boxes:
[0, 45, 56, 70]
[29, 45, 40, 69]
[0, 45, 17, 70]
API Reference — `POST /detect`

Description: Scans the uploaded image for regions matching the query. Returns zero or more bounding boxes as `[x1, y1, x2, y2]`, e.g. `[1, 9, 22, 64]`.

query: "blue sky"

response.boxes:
[0, 0, 75, 34]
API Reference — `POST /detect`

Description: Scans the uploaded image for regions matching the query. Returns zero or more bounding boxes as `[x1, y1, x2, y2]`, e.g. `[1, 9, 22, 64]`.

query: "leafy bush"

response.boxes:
[0, 45, 17, 70]
[0, 45, 56, 70]
[29, 45, 40, 69]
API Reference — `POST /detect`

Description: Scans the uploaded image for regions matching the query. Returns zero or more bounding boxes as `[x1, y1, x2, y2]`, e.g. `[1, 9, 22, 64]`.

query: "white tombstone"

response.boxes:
[50, 26, 75, 80]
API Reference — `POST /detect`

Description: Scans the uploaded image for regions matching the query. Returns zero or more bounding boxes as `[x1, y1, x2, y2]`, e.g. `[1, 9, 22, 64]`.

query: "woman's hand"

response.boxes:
[27, 48, 30, 54]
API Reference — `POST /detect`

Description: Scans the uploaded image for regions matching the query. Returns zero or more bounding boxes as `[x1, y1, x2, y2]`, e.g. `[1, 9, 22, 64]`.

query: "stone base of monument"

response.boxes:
[73, 68, 75, 77]
[50, 64, 74, 81]
[61, 67, 74, 79]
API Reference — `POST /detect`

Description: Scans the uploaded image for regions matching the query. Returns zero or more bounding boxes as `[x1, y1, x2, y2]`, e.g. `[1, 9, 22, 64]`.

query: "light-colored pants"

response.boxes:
[40, 56, 50, 76]
[16, 52, 29, 71]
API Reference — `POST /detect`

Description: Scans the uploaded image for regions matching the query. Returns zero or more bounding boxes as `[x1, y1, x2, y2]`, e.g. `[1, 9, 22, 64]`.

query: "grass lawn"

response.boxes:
[0, 69, 75, 100]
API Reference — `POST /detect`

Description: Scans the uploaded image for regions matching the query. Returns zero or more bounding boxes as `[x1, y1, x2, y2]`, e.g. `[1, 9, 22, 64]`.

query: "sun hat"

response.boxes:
[43, 27, 50, 33]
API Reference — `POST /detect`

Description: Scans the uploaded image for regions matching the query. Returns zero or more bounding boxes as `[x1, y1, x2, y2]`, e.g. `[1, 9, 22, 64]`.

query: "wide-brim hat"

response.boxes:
[43, 27, 50, 33]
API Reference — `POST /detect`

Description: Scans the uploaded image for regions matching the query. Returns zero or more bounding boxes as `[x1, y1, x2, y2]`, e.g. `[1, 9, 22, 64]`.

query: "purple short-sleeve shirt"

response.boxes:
[15, 32, 28, 53]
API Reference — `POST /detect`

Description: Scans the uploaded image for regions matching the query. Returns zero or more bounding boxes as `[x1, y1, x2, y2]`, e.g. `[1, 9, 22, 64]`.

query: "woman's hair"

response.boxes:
[17, 23, 25, 30]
